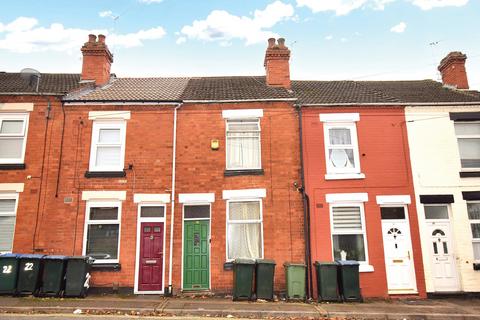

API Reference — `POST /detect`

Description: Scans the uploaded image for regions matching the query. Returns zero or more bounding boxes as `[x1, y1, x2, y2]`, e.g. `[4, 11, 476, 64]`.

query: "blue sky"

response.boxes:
[1, 0, 479, 89]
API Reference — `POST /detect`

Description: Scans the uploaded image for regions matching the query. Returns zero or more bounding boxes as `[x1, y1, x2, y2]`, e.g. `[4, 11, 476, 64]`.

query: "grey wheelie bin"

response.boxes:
[64, 256, 94, 297]
[232, 258, 255, 301]
[255, 259, 276, 300]
[336, 260, 362, 302]
[17, 254, 44, 295]
[314, 261, 341, 302]
[284, 262, 306, 301]
[39, 255, 68, 296]
[0, 253, 20, 294]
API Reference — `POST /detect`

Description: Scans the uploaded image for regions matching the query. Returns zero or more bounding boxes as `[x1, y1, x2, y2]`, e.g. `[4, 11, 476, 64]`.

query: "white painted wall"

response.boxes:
[406, 105, 480, 293]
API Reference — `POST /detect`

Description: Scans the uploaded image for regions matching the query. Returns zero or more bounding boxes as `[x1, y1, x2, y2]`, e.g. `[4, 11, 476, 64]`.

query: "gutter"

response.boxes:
[167, 102, 183, 295]
[63, 100, 183, 105]
[181, 98, 297, 103]
[295, 103, 313, 300]
[301, 101, 480, 107]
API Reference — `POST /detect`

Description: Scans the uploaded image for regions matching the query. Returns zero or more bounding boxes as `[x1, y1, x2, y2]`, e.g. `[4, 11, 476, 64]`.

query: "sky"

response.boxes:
[1, 0, 479, 89]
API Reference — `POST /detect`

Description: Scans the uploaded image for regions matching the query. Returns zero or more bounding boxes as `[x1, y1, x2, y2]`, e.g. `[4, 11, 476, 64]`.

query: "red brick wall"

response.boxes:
[302, 107, 426, 298]
[12, 101, 304, 293]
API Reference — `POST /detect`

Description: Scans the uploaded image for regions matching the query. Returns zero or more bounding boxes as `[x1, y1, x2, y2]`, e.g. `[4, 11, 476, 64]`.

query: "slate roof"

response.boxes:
[0, 72, 84, 94]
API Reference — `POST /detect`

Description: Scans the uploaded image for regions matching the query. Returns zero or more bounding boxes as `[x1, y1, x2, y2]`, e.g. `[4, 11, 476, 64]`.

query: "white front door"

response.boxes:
[427, 222, 460, 292]
[381, 206, 417, 293]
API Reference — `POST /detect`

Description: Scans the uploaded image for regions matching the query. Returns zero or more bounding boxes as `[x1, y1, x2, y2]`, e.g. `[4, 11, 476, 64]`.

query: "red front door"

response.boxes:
[138, 222, 164, 292]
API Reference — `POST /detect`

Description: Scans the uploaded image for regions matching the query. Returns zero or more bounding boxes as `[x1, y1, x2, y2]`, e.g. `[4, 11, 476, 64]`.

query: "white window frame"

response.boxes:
[466, 201, 480, 262]
[322, 118, 363, 180]
[83, 200, 122, 264]
[0, 193, 19, 254]
[134, 202, 167, 294]
[225, 118, 262, 170]
[329, 202, 372, 272]
[88, 120, 126, 172]
[225, 198, 264, 261]
[0, 113, 29, 164]
[454, 121, 480, 171]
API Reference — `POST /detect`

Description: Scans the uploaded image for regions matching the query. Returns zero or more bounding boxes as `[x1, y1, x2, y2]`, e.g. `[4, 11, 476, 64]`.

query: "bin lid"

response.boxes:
[19, 254, 45, 259]
[283, 262, 306, 267]
[256, 259, 276, 265]
[335, 259, 360, 266]
[234, 258, 255, 264]
[314, 261, 337, 266]
[43, 255, 68, 260]
[0, 253, 19, 258]
[68, 256, 95, 263]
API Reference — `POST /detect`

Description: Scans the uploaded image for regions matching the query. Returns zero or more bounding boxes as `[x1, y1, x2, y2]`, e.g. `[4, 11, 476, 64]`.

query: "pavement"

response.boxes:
[0, 295, 479, 319]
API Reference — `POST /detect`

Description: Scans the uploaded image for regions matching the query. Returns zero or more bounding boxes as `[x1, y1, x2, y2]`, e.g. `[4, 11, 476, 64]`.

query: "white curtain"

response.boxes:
[0, 139, 23, 158]
[96, 146, 121, 166]
[227, 202, 262, 259]
[227, 133, 260, 169]
[329, 128, 351, 145]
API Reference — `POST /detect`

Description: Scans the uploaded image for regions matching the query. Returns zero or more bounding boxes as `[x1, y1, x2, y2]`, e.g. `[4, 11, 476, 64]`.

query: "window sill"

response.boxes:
[91, 263, 121, 271]
[0, 164, 26, 170]
[224, 169, 264, 177]
[359, 264, 374, 273]
[459, 171, 480, 178]
[85, 170, 126, 178]
[325, 173, 365, 180]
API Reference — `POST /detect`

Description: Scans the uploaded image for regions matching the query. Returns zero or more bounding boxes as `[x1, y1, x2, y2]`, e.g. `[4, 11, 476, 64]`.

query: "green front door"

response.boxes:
[183, 220, 210, 290]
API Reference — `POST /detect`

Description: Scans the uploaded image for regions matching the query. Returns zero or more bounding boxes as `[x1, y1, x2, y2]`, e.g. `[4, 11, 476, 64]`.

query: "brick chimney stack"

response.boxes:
[264, 37, 291, 89]
[81, 34, 113, 86]
[438, 51, 469, 90]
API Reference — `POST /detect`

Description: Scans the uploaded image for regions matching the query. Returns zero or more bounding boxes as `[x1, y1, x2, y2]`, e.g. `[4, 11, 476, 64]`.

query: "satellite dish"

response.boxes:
[330, 149, 348, 168]
[20, 68, 41, 92]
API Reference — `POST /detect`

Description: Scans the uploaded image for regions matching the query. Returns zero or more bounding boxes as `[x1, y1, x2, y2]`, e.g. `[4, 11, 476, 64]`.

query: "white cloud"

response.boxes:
[176, 37, 186, 45]
[297, 0, 468, 14]
[340, 37, 348, 42]
[325, 35, 333, 40]
[138, 0, 163, 3]
[408, 0, 468, 10]
[0, 17, 166, 53]
[390, 21, 407, 32]
[179, 1, 294, 45]
[99, 10, 116, 19]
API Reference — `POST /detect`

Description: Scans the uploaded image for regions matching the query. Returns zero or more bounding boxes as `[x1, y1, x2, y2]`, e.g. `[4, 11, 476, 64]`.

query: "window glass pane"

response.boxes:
[86, 224, 119, 260]
[140, 206, 165, 218]
[0, 120, 23, 134]
[467, 203, 480, 220]
[473, 243, 480, 260]
[380, 207, 406, 220]
[458, 138, 480, 168]
[227, 223, 262, 259]
[329, 128, 352, 145]
[227, 120, 259, 132]
[98, 128, 120, 144]
[424, 206, 449, 219]
[471, 224, 480, 239]
[328, 148, 355, 168]
[332, 206, 362, 231]
[184, 205, 210, 219]
[332, 234, 366, 261]
[0, 216, 16, 252]
[455, 123, 480, 136]
[226, 135, 260, 169]
[96, 146, 121, 167]
[229, 201, 260, 220]
[0, 199, 16, 213]
[0, 139, 23, 158]
[89, 207, 118, 220]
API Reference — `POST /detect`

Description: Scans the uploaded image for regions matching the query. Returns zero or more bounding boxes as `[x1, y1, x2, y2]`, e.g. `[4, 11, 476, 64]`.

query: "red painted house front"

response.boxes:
[297, 102, 426, 298]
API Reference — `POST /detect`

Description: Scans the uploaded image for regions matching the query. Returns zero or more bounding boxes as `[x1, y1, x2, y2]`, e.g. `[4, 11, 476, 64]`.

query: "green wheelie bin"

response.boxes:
[64, 256, 94, 297]
[39, 255, 68, 296]
[314, 261, 340, 302]
[283, 262, 306, 301]
[255, 259, 276, 300]
[0, 253, 20, 295]
[16, 254, 45, 295]
[232, 258, 255, 301]
[336, 260, 362, 302]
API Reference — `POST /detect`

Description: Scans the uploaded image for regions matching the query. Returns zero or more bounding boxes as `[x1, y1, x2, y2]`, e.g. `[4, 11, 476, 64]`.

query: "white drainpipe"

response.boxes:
[168, 103, 182, 295]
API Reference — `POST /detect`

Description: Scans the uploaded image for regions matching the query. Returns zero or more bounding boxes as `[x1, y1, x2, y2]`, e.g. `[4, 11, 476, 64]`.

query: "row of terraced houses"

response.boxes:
[1, 34, 480, 298]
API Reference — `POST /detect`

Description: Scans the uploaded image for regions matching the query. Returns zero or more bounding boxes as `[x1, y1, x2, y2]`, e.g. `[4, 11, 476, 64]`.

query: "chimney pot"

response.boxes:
[277, 38, 286, 48]
[98, 34, 106, 44]
[268, 38, 276, 48]
[88, 34, 97, 43]
[438, 51, 469, 90]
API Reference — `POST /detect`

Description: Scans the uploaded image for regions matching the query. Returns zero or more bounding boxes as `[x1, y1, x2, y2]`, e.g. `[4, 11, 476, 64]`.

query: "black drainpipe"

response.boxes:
[295, 103, 314, 300]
